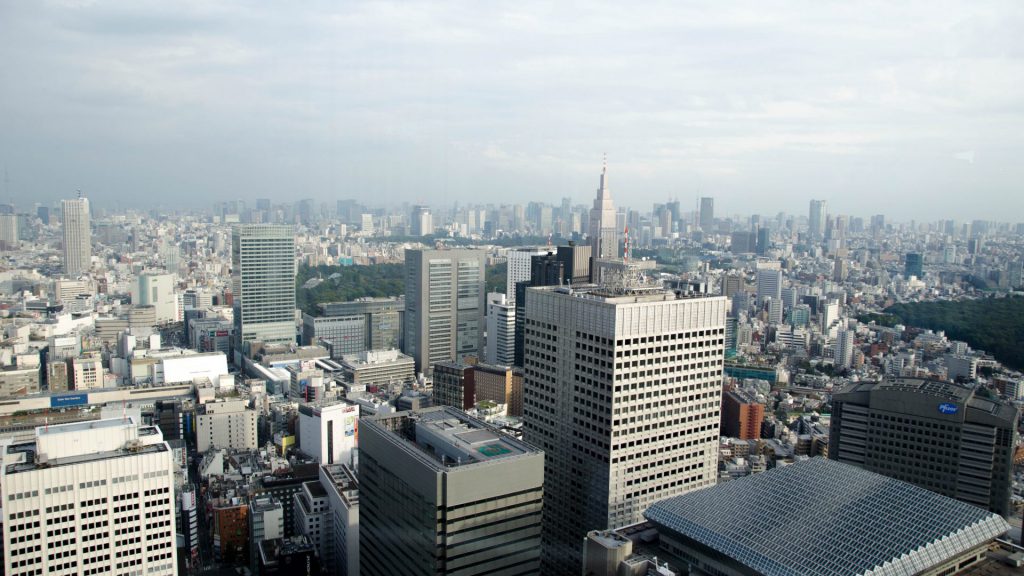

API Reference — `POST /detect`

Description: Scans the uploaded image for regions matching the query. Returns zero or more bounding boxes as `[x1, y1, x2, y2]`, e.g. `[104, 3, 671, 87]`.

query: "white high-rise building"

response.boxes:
[522, 272, 727, 574]
[1, 418, 177, 576]
[485, 292, 515, 366]
[232, 224, 296, 355]
[589, 162, 619, 260]
[834, 328, 855, 369]
[506, 247, 548, 301]
[62, 196, 91, 277]
[0, 213, 17, 251]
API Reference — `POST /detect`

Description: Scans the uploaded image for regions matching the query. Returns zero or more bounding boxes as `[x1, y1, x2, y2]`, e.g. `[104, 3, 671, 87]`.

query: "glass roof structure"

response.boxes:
[644, 458, 1009, 576]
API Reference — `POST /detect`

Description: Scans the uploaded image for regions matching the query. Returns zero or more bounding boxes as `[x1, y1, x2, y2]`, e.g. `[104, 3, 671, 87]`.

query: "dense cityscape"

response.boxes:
[4, 1, 1024, 575]
[1, 171, 1024, 575]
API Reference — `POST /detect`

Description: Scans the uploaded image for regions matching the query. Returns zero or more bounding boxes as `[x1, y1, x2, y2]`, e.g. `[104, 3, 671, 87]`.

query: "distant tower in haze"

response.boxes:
[700, 197, 715, 231]
[808, 199, 828, 242]
[589, 160, 619, 259]
[62, 195, 91, 277]
[904, 253, 924, 280]
[411, 205, 433, 237]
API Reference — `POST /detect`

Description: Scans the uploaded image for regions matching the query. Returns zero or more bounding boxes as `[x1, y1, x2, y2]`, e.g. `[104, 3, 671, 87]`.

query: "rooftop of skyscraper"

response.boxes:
[364, 405, 540, 470]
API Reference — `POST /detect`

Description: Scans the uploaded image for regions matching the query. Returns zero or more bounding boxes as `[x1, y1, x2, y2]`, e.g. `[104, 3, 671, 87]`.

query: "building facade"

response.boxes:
[829, 378, 1018, 516]
[360, 407, 544, 576]
[232, 224, 296, 354]
[61, 196, 91, 277]
[1, 418, 177, 576]
[522, 278, 727, 574]
[403, 248, 485, 375]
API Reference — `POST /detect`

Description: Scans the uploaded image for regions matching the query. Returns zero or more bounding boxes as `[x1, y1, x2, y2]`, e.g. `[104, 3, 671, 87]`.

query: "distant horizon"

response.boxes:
[13, 189, 1023, 227]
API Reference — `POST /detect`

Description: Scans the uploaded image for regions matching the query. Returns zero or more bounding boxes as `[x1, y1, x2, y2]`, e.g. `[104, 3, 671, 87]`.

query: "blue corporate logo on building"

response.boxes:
[937, 402, 959, 415]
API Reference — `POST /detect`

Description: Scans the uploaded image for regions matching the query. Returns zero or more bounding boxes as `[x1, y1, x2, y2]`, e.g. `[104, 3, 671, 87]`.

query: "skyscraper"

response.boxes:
[403, 248, 485, 374]
[232, 224, 296, 355]
[411, 205, 432, 237]
[522, 272, 727, 573]
[699, 196, 714, 230]
[808, 199, 828, 242]
[61, 196, 91, 276]
[905, 252, 924, 279]
[755, 260, 782, 307]
[359, 406, 544, 576]
[589, 162, 619, 260]
[830, 378, 1018, 516]
[1, 418, 178, 575]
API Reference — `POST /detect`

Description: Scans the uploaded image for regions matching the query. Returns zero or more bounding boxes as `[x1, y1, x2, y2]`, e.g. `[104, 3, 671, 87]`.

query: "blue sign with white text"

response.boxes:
[50, 393, 88, 408]
[938, 402, 959, 415]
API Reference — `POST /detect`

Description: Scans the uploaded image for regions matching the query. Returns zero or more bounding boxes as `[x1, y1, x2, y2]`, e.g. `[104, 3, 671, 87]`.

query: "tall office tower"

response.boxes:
[589, 162, 619, 260]
[808, 199, 827, 242]
[404, 248, 486, 374]
[557, 242, 592, 284]
[360, 406, 544, 576]
[0, 213, 17, 250]
[506, 247, 548, 301]
[411, 205, 433, 237]
[1, 418, 178, 576]
[232, 224, 296, 355]
[755, 260, 782, 306]
[765, 297, 783, 325]
[904, 252, 924, 279]
[699, 196, 714, 230]
[755, 226, 770, 256]
[513, 252, 564, 367]
[833, 256, 848, 282]
[830, 378, 1019, 516]
[61, 196, 91, 276]
[834, 328, 855, 369]
[485, 292, 516, 366]
[522, 273, 727, 574]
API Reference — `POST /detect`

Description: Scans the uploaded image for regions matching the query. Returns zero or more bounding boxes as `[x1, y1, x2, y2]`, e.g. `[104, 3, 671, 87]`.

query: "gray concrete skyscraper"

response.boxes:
[232, 224, 296, 356]
[699, 196, 714, 230]
[808, 199, 828, 242]
[404, 248, 485, 374]
[589, 162, 619, 260]
[359, 406, 544, 576]
[522, 272, 727, 574]
[61, 196, 91, 276]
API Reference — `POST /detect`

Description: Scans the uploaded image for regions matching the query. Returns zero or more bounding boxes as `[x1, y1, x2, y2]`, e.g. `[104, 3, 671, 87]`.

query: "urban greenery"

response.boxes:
[296, 263, 405, 314]
[883, 296, 1024, 370]
[295, 262, 507, 314]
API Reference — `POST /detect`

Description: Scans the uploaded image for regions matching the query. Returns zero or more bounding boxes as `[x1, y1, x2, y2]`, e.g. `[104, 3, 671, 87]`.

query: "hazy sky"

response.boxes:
[1, 1, 1022, 221]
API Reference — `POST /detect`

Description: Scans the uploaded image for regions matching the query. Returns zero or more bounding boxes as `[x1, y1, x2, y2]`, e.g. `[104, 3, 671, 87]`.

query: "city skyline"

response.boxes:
[2, 2, 1022, 220]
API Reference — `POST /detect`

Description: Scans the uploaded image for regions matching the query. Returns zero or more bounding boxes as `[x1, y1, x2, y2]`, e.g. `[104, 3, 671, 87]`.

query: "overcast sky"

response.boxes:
[1, 1, 1022, 221]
